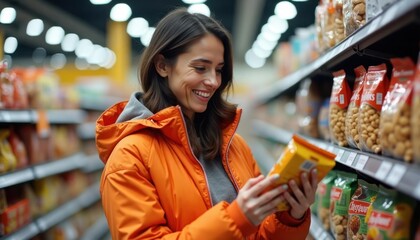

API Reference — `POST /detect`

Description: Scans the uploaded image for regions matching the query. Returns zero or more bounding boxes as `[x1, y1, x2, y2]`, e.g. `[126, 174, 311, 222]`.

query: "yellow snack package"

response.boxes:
[267, 134, 336, 211]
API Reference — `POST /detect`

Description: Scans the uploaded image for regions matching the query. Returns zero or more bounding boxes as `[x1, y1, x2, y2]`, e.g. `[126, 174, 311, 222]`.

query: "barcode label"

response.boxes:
[376, 93, 383, 105]
[301, 160, 316, 171]
[339, 94, 345, 104]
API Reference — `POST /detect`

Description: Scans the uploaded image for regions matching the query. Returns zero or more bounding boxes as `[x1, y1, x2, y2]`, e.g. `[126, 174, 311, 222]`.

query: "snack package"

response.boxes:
[266, 134, 336, 211]
[343, 0, 366, 36]
[413, 52, 420, 163]
[296, 79, 322, 138]
[359, 64, 389, 154]
[317, 171, 337, 230]
[345, 66, 366, 149]
[334, 0, 345, 43]
[315, 0, 327, 53]
[347, 179, 378, 240]
[318, 98, 331, 141]
[330, 171, 358, 240]
[365, 0, 381, 22]
[329, 69, 351, 147]
[379, 58, 415, 162]
[322, 0, 336, 49]
[366, 186, 415, 240]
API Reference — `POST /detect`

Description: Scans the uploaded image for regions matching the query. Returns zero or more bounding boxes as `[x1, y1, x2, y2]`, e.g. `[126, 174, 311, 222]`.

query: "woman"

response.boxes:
[96, 8, 317, 239]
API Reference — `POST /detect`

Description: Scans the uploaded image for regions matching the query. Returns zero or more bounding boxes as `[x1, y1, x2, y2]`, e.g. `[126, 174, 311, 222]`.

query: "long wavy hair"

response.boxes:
[139, 8, 237, 160]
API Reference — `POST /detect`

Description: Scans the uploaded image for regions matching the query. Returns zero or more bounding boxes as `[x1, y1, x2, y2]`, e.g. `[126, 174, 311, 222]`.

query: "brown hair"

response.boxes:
[139, 8, 237, 160]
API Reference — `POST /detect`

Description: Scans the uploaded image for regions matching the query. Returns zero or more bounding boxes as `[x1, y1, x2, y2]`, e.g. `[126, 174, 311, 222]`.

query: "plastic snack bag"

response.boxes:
[266, 134, 336, 211]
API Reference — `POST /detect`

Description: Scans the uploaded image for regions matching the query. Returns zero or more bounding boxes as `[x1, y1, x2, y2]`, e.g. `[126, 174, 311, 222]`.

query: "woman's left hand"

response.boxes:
[282, 169, 318, 220]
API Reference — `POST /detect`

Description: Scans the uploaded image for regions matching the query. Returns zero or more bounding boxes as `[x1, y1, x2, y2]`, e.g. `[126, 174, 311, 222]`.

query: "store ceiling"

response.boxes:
[0, 0, 318, 64]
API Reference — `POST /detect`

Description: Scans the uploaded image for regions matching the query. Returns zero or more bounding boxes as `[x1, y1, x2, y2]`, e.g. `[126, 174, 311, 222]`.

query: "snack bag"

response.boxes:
[343, 0, 366, 36]
[318, 98, 331, 141]
[367, 186, 415, 240]
[345, 66, 366, 149]
[330, 171, 358, 240]
[317, 171, 337, 230]
[347, 179, 378, 240]
[334, 0, 345, 43]
[379, 57, 415, 162]
[266, 134, 336, 211]
[412, 52, 420, 163]
[359, 64, 389, 154]
[329, 69, 351, 147]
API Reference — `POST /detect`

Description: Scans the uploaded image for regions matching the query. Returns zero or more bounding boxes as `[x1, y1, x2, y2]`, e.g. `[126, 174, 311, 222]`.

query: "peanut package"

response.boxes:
[412, 52, 420, 163]
[343, 0, 366, 36]
[317, 171, 338, 230]
[366, 186, 415, 240]
[359, 64, 389, 154]
[266, 134, 336, 211]
[329, 69, 351, 147]
[330, 171, 358, 240]
[347, 179, 378, 240]
[379, 58, 415, 162]
[345, 66, 366, 149]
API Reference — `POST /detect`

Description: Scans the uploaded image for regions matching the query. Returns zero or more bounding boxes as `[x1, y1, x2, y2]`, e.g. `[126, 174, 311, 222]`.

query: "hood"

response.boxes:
[96, 92, 242, 164]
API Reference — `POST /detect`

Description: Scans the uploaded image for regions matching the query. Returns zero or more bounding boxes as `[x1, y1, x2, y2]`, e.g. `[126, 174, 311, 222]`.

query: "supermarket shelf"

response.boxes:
[252, 120, 420, 201]
[0, 222, 39, 240]
[309, 214, 334, 240]
[247, 137, 276, 175]
[0, 182, 100, 240]
[78, 122, 96, 140]
[0, 153, 99, 188]
[82, 154, 103, 173]
[253, 119, 293, 144]
[253, 0, 420, 105]
[80, 214, 109, 240]
[79, 96, 123, 112]
[0, 109, 85, 124]
[33, 153, 85, 179]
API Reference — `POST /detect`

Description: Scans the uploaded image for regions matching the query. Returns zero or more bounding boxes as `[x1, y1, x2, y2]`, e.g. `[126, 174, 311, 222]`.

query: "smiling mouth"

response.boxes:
[193, 90, 210, 98]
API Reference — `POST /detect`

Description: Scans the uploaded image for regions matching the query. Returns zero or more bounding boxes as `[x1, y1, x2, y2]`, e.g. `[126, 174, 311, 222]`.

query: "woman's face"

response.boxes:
[166, 34, 224, 119]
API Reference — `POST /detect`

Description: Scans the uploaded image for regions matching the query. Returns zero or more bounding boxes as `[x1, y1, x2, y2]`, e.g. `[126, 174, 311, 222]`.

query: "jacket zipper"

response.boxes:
[177, 107, 214, 207]
[224, 114, 241, 192]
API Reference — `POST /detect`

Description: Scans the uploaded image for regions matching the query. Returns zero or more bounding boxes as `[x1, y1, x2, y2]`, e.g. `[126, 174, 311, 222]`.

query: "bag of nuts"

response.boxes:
[345, 66, 366, 149]
[379, 57, 415, 162]
[329, 69, 351, 147]
[317, 170, 337, 230]
[358, 64, 389, 154]
[322, 0, 336, 49]
[330, 171, 358, 240]
[347, 179, 378, 240]
[366, 186, 415, 240]
[343, 0, 366, 36]
[334, 0, 345, 43]
[412, 53, 420, 163]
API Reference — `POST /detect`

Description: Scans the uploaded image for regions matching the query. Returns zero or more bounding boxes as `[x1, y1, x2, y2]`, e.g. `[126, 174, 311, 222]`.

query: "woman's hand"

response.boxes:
[236, 174, 288, 226]
[283, 169, 318, 219]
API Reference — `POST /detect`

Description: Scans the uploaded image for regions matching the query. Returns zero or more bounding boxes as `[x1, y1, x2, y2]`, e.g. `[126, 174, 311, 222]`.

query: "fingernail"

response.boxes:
[312, 169, 317, 174]
[282, 185, 288, 190]
[271, 173, 280, 180]
[302, 172, 308, 178]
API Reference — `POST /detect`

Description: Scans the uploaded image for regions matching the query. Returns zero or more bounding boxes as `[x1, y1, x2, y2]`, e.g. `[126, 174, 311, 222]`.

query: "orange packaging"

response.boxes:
[266, 134, 336, 211]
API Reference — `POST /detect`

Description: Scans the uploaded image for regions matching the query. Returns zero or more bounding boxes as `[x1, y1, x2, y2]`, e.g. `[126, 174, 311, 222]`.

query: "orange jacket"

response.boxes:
[96, 97, 311, 239]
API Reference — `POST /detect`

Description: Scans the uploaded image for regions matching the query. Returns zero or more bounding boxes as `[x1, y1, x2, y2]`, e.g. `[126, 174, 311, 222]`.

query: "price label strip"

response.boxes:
[346, 152, 357, 166]
[375, 161, 393, 181]
[414, 183, 420, 200]
[386, 164, 407, 187]
[355, 155, 368, 171]
[335, 149, 345, 162]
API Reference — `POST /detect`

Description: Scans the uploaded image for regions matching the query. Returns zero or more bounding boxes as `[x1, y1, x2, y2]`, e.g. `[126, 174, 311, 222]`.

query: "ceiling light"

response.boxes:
[261, 24, 281, 42]
[187, 4, 210, 16]
[110, 3, 132, 22]
[0, 7, 16, 24]
[26, 19, 44, 36]
[32, 47, 47, 64]
[61, 33, 80, 52]
[182, 0, 207, 4]
[267, 15, 288, 34]
[274, 1, 297, 20]
[4, 37, 18, 54]
[90, 0, 112, 4]
[127, 17, 149, 38]
[50, 53, 67, 69]
[45, 26, 65, 45]
[75, 39, 94, 59]
[245, 49, 266, 69]
[140, 27, 155, 47]
[87, 45, 107, 65]
[75, 57, 89, 70]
